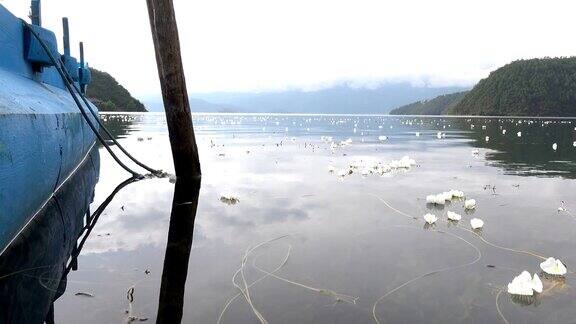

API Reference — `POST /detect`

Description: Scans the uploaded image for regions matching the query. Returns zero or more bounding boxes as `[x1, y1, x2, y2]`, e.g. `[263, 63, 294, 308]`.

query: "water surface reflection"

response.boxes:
[42, 114, 576, 323]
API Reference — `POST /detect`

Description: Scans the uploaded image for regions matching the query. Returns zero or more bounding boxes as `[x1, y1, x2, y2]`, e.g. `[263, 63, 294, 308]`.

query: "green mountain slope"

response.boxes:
[389, 91, 468, 115]
[451, 57, 576, 116]
[86, 68, 147, 112]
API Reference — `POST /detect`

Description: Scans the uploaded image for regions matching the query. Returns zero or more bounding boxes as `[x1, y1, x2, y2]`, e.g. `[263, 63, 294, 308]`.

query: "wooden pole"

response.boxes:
[146, 0, 201, 179]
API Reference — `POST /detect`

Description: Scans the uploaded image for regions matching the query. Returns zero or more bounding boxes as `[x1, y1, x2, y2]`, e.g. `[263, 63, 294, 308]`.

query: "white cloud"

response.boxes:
[2, 0, 576, 96]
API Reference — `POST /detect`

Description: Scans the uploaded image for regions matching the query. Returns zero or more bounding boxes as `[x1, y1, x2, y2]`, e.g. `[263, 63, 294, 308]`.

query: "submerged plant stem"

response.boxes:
[495, 290, 510, 324]
[252, 256, 358, 305]
[217, 245, 292, 324]
[371, 226, 482, 324]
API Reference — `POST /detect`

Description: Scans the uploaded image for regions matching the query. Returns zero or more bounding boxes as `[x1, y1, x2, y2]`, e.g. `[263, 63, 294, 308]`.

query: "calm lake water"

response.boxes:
[18, 113, 576, 323]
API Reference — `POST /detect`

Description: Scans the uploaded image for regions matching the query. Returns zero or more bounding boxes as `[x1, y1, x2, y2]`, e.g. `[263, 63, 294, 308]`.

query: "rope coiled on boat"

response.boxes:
[21, 20, 162, 178]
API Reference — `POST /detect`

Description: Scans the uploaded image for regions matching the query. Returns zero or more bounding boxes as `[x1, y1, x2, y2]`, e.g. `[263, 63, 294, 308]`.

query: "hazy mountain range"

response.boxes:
[141, 83, 468, 114]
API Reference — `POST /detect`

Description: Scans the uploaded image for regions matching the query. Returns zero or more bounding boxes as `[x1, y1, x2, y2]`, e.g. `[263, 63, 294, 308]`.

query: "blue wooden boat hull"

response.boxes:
[0, 147, 99, 323]
[0, 4, 98, 254]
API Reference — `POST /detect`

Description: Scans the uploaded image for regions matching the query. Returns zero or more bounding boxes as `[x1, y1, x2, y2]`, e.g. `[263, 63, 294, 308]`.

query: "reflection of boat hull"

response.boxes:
[0, 3, 99, 254]
[0, 146, 99, 324]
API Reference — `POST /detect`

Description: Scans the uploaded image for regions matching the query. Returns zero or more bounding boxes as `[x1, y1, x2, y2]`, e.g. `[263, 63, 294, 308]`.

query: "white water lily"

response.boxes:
[447, 211, 462, 221]
[517, 131, 522, 137]
[532, 273, 543, 293]
[552, 143, 557, 151]
[426, 194, 445, 205]
[470, 218, 483, 229]
[485, 136, 490, 142]
[507, 271, 542, 296]
[464, 199, 476, 210]
[573, 141, 576, 147]
[449, 190, 465, 198]
[378, 135, 388, 142]
[424, 213, 438, 224]
[397, 156, 416, 168]
[540, 257, 567, 276]
[440, 191, 453, 202]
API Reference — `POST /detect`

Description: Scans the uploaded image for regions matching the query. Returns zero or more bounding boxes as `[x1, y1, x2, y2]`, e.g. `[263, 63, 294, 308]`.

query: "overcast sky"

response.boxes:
[2, 0, 576, 98]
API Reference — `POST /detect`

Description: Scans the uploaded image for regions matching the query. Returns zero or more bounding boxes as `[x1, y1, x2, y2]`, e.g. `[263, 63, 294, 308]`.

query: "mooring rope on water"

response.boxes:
[22, 20, 162, 178]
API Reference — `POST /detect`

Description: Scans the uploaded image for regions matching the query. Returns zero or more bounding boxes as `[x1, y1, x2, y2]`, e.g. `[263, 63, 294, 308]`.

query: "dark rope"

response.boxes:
[56, 54, 163, 176]
[22, 20, 161, 178]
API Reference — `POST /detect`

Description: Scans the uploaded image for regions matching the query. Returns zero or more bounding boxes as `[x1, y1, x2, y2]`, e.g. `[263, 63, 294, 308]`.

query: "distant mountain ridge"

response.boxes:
[87, 68, 147, 112]
[142, 83, 468, 113]
[191, 84, 468, 114]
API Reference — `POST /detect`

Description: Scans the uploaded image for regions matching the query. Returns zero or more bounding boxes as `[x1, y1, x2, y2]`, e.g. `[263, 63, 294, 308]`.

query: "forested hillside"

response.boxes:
[451, 58, 576, 116]
[87, 68, 147, 112]
[389, 91, 467, 115]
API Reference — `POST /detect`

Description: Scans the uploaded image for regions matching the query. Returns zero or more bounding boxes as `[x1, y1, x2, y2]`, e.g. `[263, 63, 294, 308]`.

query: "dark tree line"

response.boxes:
[86, 68, 147, 112]
[391, 57, 576, 117]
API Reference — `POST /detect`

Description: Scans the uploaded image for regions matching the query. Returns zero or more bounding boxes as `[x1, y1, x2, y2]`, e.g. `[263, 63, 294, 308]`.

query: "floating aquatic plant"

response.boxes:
[426, 190, 465, 205]
[557, 201, 568, 213]
[464, 199, 476, 210]
[360, 168, 371, 176]
[517, 131, 522, 137]
[552, 143, 558, 151]
[426, 194, 445, 205]
[447, 211, 461, 221]
[449, 190, 465, 198]
[470, 218, 483, 229]
[423, 213, 438, 224]
[220, 195, 240, 205]
[540, 257, 567, 276]
[378, 135, 388, 142]
[507, 271, 542, 296]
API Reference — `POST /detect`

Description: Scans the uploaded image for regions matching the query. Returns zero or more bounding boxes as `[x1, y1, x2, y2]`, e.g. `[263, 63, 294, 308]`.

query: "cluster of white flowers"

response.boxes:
[507, 257, 567, 297]
[329, 156, 417, 179]
[540, 257, 567, 276]
[507, 271, 543, 296]
[426, 190, 465, 205]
